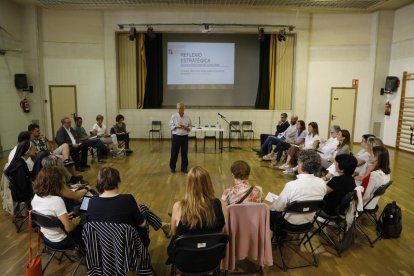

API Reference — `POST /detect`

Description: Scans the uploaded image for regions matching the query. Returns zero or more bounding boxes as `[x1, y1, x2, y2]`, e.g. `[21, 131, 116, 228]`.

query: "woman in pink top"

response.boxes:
[221, 160, 263, 205]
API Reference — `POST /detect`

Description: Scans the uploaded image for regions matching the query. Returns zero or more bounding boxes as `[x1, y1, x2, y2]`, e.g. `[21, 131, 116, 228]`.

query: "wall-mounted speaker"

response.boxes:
[15, 74, 28, 90]
[384, 76, 399, 92]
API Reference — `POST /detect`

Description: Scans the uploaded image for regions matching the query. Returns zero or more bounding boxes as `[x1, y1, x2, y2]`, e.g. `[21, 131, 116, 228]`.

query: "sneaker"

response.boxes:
[283, 168, 295, 174]
[63, 159, 75, 167]
[161, 223, 172, 238]
[262, 154, 273, 161]
[277, 164, 290, 170]
[125, 149, 133, 154]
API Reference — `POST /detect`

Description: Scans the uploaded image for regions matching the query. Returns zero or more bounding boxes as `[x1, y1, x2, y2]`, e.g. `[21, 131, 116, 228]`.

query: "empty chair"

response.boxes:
[229, 121, 242, 140]
[241, 121, 254, 140]
[31, 210, 82, 276]
[170, 232, 228, 275]
[149, 120, 162, 140]
[272, 200, 325, 271]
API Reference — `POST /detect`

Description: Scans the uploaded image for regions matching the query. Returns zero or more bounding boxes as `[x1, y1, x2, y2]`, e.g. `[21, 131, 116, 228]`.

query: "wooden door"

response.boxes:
[49, 86, 77, 137]
[329, 88, 357, 140]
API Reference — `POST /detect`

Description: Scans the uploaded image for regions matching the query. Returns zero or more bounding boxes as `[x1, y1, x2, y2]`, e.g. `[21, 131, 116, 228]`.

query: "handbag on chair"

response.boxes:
[26, 211, 43, 276]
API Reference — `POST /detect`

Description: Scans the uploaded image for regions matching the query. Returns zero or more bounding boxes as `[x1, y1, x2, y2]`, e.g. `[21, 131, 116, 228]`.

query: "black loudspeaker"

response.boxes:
[15, 74, 28, 90]
[385, 76, 399, 92]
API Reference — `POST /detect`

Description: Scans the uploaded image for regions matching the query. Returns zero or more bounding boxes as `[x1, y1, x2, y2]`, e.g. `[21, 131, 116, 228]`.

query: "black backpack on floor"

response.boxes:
[378, 201, 402, 239]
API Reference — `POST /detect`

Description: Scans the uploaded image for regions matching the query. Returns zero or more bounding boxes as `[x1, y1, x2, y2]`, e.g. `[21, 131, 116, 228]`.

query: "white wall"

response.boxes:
[384, 2, 414, 147]
[0, 1, 28, 151]
[306, 13, 374, 141]
[41, 9, 106, 137]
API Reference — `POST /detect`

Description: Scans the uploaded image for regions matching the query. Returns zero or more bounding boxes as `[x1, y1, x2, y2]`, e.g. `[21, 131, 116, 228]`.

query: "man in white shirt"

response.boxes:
[269, 150, 326, 229]
[169, 103, 192, 173]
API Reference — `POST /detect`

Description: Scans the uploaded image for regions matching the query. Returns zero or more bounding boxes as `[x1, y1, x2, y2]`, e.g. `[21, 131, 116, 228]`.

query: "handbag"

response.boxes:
[26, 210, 43, 276]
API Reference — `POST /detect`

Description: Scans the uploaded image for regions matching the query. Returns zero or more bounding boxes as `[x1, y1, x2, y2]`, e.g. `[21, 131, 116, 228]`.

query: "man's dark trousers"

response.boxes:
[170, 134, 188, 171]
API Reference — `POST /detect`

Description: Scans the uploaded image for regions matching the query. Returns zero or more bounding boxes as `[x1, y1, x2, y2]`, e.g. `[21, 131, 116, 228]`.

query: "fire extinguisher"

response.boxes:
[384, 101, 391, 116]
[20, 98, 30, 113]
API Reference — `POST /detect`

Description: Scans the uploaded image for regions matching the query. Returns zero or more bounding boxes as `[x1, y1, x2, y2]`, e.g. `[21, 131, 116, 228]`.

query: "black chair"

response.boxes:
[356, 181, 393, 247]
[229, 121, 242, 140]
[2, 172, 32, 233]
[310, 191, 356, 257]
[241, 121, 254, 140]
[170, 232, 228, 276]
[31, 210, 82, 276]
[203, 129, 217, 152]
[188, 134, 198, 152]
[272, 200, 325, 271]
[149, 121, 162, 140]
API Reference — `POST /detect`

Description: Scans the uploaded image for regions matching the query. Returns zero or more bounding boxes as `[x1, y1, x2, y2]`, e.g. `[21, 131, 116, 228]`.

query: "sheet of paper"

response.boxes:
[265, 192, 279, 203]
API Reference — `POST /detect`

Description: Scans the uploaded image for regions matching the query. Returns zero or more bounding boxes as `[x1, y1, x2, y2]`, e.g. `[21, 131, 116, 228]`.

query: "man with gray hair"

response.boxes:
[169, 103, 192, 173]
[318, 125, 341, 159]
[269, 150, 326, 229]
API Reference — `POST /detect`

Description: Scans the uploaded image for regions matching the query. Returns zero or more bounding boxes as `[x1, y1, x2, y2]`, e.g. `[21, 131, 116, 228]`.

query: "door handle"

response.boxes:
[331, 114, 336, 120]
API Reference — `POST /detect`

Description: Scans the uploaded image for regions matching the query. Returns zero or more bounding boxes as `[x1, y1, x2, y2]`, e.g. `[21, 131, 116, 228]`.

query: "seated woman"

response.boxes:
[354, 137, 384, 182]
[221, 160, 263, 205]
[321, 154, 357, 216]
[278, 121, 320, 173]
[31, 167, 83, 250]
[167, 166, 225, 263]
[4, 140, 37, 204]
[362, 146, 391, 210]
[91, 114, 123, 155]
[321, 129, 352, 181]
[264, 120, 306, 164]
[87, 167, 170, 247]
[318, 125, 340, 160]
[111, 114, 133, 154]
[38, 155, 89, 212]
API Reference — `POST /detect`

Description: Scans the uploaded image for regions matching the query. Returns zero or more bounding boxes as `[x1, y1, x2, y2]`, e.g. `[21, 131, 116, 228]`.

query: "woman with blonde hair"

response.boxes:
[167, 166, 225, 262]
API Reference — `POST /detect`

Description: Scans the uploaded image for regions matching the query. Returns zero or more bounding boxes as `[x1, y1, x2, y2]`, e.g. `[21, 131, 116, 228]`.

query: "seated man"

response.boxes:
[28, 123, 75, 167]
[91, 114, 123, 155]
[258, 113, 290, 147]
[56, 116, 90, 172]
[257, 114, 298, 157]
[269, 150, 326, 230]
[111, 114, 133, 154]
[321, 154, 357, 216]
[74, 116, 108, 163]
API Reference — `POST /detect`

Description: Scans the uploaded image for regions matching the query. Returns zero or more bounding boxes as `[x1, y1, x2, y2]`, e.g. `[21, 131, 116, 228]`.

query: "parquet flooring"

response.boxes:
[0, 139, 413, 275]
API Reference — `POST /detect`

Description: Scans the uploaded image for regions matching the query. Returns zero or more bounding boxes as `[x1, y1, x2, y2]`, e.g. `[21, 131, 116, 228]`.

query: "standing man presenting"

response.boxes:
[169, 103, 192, 173]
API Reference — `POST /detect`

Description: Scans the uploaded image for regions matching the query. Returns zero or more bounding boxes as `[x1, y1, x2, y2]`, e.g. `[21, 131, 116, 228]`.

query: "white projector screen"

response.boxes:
[167, 42, 235, 87]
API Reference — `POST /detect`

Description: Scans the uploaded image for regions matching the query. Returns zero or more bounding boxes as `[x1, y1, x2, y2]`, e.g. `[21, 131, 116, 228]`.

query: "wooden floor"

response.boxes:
[0, 139, 413, 275]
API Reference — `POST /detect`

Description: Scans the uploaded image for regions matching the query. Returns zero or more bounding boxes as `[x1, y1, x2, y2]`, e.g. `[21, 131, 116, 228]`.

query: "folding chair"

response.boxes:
[241, 121, 254, 140]
[229, 121, 242, 140]
[310, 191, 356, 257]
[2, 170, 32, 233]
[356, 181, 393, 247]
[170, 232, 228, 276]
[272, 200, 325, 271]
[31, 210, 82, 276]
[149, 121, 162, 140]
